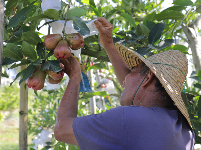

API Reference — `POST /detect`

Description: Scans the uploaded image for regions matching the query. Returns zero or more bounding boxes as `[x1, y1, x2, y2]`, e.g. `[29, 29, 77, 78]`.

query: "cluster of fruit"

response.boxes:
[27, 33, 84, 90]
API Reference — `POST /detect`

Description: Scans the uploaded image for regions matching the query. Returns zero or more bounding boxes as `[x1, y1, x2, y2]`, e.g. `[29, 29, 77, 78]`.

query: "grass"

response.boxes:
[0, 111, 34, 150]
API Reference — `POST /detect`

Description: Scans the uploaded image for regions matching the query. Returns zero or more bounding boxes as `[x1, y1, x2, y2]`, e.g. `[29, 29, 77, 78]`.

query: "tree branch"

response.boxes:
[176, 34, 189, 44]
[189, 15, 201, 29]
[0, 0, 4, 85]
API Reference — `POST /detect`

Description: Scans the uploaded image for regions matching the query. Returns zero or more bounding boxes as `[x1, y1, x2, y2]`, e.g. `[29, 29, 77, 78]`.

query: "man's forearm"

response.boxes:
[56, 75, 81, 120]
[104, 44, 130, 86]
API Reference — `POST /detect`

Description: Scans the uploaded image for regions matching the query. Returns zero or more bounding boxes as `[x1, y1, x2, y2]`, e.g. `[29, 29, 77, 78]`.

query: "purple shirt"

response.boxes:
[73, 106, 195, 150]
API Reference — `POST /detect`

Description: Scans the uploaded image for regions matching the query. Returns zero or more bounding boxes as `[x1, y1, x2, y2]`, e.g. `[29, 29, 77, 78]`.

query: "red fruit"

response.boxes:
[44, 34, 62, 50]
[66, 33, 84, 50]
[27, 65, 46, 90]
[100, 84, 107, 88]
[54, 40, 71, 60]
[45, 69, 64, 80]
[47, 75, 63, 84]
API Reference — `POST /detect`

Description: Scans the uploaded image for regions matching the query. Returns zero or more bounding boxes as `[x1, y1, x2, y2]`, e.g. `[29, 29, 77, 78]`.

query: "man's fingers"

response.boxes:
[94, 20, 105, 33]
[97, 17, 113, 28]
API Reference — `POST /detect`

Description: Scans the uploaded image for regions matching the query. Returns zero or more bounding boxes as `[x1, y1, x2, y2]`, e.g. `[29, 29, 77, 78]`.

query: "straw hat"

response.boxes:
[115, 43, 192, 128]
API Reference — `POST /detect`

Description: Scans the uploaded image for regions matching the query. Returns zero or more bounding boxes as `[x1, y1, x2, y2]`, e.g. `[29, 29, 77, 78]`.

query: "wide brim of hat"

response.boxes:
[115, 43, 192, 128]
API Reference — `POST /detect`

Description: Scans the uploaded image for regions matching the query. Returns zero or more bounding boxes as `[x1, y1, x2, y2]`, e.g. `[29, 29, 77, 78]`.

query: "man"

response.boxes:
[54, 17, 195, 150]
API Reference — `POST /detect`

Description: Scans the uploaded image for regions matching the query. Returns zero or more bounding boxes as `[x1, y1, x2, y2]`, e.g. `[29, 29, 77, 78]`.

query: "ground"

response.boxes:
[0, 111, 33, 150]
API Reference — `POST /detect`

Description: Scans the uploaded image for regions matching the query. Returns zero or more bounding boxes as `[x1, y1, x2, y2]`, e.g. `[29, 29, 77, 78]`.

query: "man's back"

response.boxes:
[73, 106, 195, 150]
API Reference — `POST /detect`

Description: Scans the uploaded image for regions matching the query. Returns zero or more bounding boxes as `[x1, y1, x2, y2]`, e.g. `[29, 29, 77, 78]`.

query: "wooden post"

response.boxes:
[19, 64, 28, 150]
[0, 0, 4, 85]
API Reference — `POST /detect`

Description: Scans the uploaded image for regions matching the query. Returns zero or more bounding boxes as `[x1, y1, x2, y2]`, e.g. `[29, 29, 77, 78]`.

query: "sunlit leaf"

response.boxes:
[44, 9, 59, 19]
[173, 0, 193, 6]
[121, 13, 136, 27]
[22, 41, 37, 61]
[72, 17, 90, 36]
[22, 31, 42, 45]
[8, 5, 37, 28]
[3, 44, 23, 61]
[68, 8, 87, 18]
[155, 10, 184, 21]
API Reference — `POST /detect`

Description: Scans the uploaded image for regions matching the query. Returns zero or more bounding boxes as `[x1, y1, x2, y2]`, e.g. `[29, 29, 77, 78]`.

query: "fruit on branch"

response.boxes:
[47, 75, 63, 84]
[54, 40, 71, 60]
[66, 33, 84, 50]
[45, 70, 64, 80]
[27, 65, 46, 90]
[45, 63, 64, 80]
[44, 34, 62, 50]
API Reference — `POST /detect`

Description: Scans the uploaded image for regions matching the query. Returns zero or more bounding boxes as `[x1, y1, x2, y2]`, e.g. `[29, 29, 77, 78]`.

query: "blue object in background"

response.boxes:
[80, 71, 92, 92]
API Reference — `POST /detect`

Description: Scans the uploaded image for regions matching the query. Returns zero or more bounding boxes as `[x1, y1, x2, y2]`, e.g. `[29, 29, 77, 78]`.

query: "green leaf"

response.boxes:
[198, 70, 201, 80]
[72, 17, 90, 36]
[19, 64, 36, 85]
[22, 41, 37, 61]
[136, 47, 151, 55]
[158, 39, 174, 50]
[10, 69, 25, 86]
[173, 0, 193, 6]
[166, 44, 188, 54]
[121, 13, 136, 27]
[81, 0, 90, 5]
[194, 83, 201, 90]
[189, 76, 201, 82]
[146, 21, 156, 30]
[68, 8, 87, 18]
[155, 10, 184, 21]
[105, 9, 118, 21]
[143, 11, 156, 26]
[8, 5, 36, 28]
[148, 23, 165, 44]
[5, 0, 18, 16]
[89, 0, 101, 17]
[2, 57, 18, 66]
[9, 59, 31, 69]
[84, 91, 108, 98]
[165, 6, 186, 11]
[198, 96, 201, 118]
[41, 60, 62, 72]
[22, 31, 42, 45]
[3, 43, 23, 61]
[36, 42, 45, 59]
[1, 71, 9, 78]
[139, 23, 150, 37]
[25, 14, 48, 23]
[43, 9, 59, 19]
[88, 63, 104, 70]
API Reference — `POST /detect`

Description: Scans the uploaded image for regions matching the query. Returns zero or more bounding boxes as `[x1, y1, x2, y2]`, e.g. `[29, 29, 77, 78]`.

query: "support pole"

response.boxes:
[19, 64, 28, 150]
[0, 0, 4, 85]
[89, 69, 96, 114]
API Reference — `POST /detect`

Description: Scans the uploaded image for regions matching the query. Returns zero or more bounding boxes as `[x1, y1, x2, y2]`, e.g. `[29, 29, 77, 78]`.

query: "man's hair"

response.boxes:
[139, 62, 175, 106]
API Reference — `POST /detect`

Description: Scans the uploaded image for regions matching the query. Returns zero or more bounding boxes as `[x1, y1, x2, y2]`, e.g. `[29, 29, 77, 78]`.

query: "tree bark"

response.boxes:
[19, 64, 28, 150]
[0, 0, 4, 85]
[182, 15, 201, 74]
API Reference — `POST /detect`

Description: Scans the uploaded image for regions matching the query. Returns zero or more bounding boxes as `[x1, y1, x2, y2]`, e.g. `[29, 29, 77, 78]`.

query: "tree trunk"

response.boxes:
[0, 0, 4, 85]
[19, 65, 28, 150]
[182, 15, 201, 74]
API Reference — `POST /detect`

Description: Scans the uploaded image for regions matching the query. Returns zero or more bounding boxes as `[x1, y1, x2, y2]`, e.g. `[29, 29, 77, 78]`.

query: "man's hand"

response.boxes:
[60, 55, 81, 79]
[94, 17, 113, 48]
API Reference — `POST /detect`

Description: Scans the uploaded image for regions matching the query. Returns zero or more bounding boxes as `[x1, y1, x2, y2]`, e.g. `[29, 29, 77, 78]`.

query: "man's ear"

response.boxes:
[141, 70, 155, 87]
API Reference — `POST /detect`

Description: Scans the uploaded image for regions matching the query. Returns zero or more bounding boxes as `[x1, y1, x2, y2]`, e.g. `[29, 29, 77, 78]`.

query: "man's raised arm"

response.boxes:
[94, 17, 130, 85]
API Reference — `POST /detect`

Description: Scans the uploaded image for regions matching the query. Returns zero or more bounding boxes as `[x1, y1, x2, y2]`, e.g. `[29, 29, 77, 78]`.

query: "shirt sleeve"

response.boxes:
[72, 106, 126, 150]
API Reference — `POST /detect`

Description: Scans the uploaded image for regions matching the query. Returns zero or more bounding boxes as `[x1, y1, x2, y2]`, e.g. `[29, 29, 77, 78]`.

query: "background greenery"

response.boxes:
[1, 0, 201, 149]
